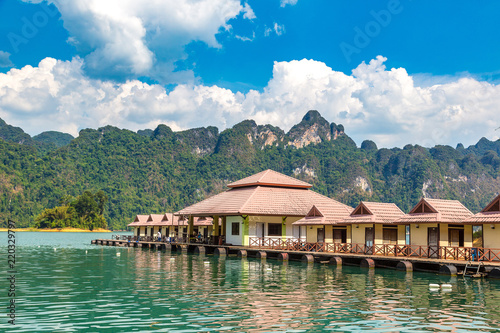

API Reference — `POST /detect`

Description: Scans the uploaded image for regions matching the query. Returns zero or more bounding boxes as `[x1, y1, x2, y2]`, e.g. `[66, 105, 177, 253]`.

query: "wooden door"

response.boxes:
[449, 229, 460, 247]
[333, 229, 347, 243]
[428, 227, 439, 258]
[365, 227, 374, 254]
[317, 228, 325, 243]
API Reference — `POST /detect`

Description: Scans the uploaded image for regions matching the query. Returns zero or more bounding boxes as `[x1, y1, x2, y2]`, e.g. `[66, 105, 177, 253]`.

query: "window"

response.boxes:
[472, 225, 483, 248]
[231, 222, 240, 236]
[268, 223, 282, 236]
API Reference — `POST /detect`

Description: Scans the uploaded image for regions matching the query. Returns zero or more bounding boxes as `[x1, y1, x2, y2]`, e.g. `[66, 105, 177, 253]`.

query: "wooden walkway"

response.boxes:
[91, 238, 500, 278]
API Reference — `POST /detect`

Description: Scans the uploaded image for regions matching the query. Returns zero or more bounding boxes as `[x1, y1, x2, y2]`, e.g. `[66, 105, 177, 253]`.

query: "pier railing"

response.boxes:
[248, 237, 500, 262]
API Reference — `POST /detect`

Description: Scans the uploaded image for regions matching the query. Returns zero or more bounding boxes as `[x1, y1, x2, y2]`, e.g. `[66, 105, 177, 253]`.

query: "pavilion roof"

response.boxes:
[127, 213, 207, 227]
[176, 185, 352, 218]
[342, 201, 405, 224]
[127, 214, 149, 227]
[227, 169, 312, 189]
[394, 198, 473, 224]
[463, 194, 500, 224]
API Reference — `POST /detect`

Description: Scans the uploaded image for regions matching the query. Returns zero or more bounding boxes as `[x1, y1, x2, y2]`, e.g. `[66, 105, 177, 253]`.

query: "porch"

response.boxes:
[248, 237, 500, 262]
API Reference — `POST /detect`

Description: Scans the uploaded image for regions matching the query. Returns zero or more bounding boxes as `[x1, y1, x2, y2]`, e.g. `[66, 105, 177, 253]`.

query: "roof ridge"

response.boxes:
[257, 169, 272, 182]
[239, 185, 261, 214]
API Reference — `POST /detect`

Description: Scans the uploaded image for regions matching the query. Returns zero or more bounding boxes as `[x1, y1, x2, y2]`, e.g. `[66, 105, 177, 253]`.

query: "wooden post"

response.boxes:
[282, 216, 287, 243]
[243, 215, 249, 246]
[188, 215, 194, 243]
[213, 215, 219, 237]
[221, 216, 226, 237]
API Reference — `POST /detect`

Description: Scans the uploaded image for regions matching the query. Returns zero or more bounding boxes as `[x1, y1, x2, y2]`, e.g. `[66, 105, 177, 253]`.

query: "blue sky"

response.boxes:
[0, 0, 499, 148]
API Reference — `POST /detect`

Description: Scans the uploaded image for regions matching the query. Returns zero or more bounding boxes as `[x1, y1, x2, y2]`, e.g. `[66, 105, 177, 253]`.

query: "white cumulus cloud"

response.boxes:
[1, 56, 499, 149]
[26, 0, 253, 82]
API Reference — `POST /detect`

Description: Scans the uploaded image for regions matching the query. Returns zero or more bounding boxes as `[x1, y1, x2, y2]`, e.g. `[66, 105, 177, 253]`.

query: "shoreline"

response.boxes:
[0, 227, 111, 232]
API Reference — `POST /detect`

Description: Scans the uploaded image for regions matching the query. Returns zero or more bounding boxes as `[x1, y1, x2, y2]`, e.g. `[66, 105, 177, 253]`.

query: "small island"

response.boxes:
[28, 190, 110, 232]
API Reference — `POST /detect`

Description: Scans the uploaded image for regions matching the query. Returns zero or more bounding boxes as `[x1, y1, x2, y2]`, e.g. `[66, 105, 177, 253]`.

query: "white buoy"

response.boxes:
[54, 248, 57, 251]
[85, 250, 88, 254]
[116, 252, 120, 256]
[441, 284, 452, 289]
[429, 283, 440, 289]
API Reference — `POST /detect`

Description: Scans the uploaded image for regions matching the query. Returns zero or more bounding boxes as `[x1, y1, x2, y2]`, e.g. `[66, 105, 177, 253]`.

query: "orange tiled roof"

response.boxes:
[227, 169, 312, 189]
[128, 213, 215, 227]
[127, 214, 149, 227]
[292, 204, 355, 225]
[176, 185, 352, 218]
[342, 201, 405, 224]
[394, 198, 473, 224]
[463, 194, 500, 224]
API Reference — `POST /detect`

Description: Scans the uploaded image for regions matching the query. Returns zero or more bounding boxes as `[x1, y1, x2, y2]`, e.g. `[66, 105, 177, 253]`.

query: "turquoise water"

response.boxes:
[1, 232, 500, 332]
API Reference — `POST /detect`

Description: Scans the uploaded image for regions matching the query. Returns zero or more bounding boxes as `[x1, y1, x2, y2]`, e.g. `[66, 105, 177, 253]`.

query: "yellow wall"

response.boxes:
[351, 224, 369, 244]
[374, 224, 383, 245]
[464, 225, 472, 247]
[397, 225, 406, 245]
[325, 225, 333, 243]
[410, 223, 437, 246]
[346, 226, 352, 243]
[306, 225, 321, 243]
[484, 224, 500, 248]
[440, 224, 448, 247]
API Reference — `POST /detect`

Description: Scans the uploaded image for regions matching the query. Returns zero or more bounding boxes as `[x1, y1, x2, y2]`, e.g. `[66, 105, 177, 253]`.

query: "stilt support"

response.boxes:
[488, 268, 500, 279]
[256, 251, 267, 259]
[214, 248, 226, 256]
[396, 261, 413, 272]
[360, 258, 375, 268]
[329, 256, 342, 266]
[278, 253, 289, 261]
[301, 254, 314, 263]
[439, 264, 457, 276]
[195, 246, 206, 255]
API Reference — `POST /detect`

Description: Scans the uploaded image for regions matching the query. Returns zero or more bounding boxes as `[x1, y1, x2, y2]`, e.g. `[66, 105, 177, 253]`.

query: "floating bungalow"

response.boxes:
[392, 198, 474, 259]
[463, 194, 500, 250]
[127, 213, 213, 241]
[121, 169, 500, 264]
[342, 201, 406, 247]
[174, 169, 353, 247]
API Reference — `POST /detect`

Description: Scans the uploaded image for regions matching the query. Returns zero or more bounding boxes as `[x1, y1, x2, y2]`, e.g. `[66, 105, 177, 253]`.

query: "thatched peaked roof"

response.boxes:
[128, 213, 212, 227]
[342, 201, 405, 224]
[176, 170, 351, 218]
[394, 198, 473, 224]
[463, 194, 500, 224]
[227, 169, 312, 189]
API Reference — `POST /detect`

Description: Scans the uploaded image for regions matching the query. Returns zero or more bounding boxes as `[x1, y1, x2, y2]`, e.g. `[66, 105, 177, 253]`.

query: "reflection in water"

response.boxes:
[1, 232, 500, 332]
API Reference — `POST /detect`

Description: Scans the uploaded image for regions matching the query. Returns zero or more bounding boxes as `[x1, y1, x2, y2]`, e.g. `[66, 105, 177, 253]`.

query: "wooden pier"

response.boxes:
[91, 238, 500, 278]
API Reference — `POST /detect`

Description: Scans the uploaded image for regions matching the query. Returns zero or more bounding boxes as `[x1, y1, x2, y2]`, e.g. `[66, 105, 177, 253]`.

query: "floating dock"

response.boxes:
[92, 238, 500, 278]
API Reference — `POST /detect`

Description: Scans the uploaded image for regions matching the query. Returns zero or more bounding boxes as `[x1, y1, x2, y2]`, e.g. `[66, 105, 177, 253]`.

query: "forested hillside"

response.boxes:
[1, 110, 499, 230]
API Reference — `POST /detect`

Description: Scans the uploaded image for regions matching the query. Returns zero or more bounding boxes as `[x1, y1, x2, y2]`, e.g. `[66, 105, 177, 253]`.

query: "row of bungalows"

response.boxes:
[127, 213, 214, 242]
[128, 169, 500, 261]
